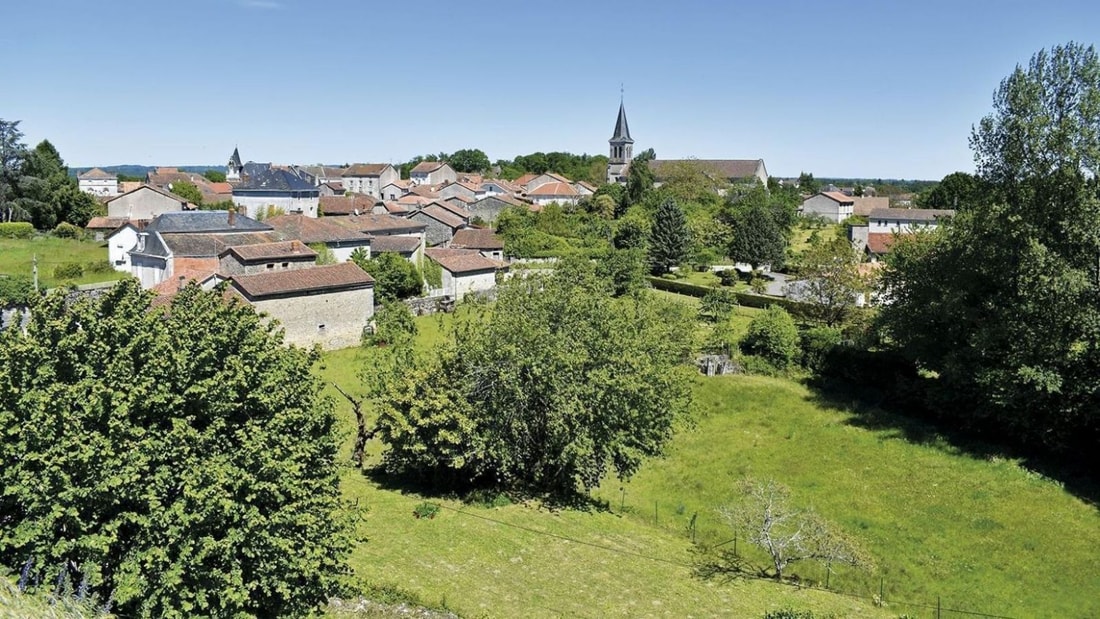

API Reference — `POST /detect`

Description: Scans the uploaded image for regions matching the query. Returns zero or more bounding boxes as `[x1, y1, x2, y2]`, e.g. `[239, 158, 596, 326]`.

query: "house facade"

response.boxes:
[232, 166, 320, 218]
[105, 222, 142, 271]
[410, 161, 457, 186]
[449, 228, 505, 261]
[468, 194, 527, 225]
[801, 192, 856, 223]
[106, 185, 194, 219]
[265, 213, 373, 262]
[217, 241, 317, 276]
[408, 205, 467, 246]
[341, 163, 399, 198]
[527, 182, 580, 207]
[229, 262, 375, 350]
[425, 248, 505, 301]
[78, 168, 118, 197]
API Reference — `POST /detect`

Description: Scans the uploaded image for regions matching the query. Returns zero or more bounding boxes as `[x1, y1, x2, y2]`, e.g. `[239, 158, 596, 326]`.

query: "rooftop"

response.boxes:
[231, 261, 374, 299]
[369, 235, 421, 254]
[450, 228, 504, 250]
[266, 213, 370, 244]
[425, 248, 505, 274]
[869, 208, 955, 221]
[145, 210, 272, 234]
[222, 240, 317, 262]
[343, 163, 393, 177]
[78, 167, 115, 180]
[648, 159, 764, 181]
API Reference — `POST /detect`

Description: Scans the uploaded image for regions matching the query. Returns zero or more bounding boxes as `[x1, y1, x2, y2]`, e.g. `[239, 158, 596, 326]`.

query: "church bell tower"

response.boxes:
[606, 97, 634, 184]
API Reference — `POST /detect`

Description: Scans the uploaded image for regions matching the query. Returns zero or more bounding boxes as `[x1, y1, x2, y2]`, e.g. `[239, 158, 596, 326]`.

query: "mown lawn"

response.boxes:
[595, 375, 1100, 619]
[0, 236, 126, 288]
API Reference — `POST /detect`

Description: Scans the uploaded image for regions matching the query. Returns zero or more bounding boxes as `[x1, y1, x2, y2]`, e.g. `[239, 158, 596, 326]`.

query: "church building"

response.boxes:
[606, 100, 633, 184]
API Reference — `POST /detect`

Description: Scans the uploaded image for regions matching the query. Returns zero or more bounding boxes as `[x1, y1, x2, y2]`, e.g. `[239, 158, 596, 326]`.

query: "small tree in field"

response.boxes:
[647, 197, 691, 274]
[719, 479, 872, 581]
[741, 306, 800, 368]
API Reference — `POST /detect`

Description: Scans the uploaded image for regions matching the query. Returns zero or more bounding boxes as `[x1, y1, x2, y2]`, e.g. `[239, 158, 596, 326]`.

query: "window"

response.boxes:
[267, 263, 274, 269]
[281, 262, 289, 268]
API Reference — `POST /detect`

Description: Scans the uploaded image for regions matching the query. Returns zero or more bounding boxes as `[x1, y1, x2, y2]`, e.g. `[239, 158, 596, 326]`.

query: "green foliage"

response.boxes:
[699, 287, 738, 322]
[798, 172, 821, 194]
[352, 249, 422, 302]
[365, 301, 418, 348]
[595, 248, 647, 297]
[741, 306, 800, 368]
[647, 198, 691, 275]
[723, 184, 794, 271]
[202, 169, 226, 183]
[254, 205, 286, 221]
[0, 222, 34, 238]
[796, 235, 869, 326]
[311, 242, 337, 265]
[612, 216, 648, 250]
[421, 256, 442, 288]
[412, 502, 440, 520]
[495, 205, 612, 259]
[800, 325, 843, 372]
[372, 260, 696, 496]
[504, 152, 610, 185]
[51, 262, 84, 280]
[917, 171, 985, 210]
[0, 275, 35, 306]
[0, 280, 350, 617]
[625, 152, 655, 207]
[447, 148, 490, 173]
[0, 133, 99, 229]
[52, 221, 82, 239]
[168, 180, 203, 205]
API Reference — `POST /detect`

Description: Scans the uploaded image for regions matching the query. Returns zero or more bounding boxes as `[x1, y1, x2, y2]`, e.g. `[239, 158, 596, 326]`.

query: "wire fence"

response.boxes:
[434, 502, 1020, 619]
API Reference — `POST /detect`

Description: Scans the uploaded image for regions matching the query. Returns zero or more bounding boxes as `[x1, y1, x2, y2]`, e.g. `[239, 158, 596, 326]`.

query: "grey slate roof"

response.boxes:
[161, 232, 278, 257]
[610, 101, 633, 143]
[229, 147, 242, 168]
[235, 167, 318, 193]
[868, 208, 955, 222]
[145, 211, 273, 234]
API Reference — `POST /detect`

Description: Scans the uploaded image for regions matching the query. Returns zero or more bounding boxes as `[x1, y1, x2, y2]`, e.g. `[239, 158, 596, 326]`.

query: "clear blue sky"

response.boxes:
[2, 0, 1097, 179]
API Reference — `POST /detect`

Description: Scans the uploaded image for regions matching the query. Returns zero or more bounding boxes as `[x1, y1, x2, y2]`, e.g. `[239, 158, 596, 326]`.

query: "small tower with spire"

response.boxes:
[606, 93, 634, 184]
[227, 146, 243, 182]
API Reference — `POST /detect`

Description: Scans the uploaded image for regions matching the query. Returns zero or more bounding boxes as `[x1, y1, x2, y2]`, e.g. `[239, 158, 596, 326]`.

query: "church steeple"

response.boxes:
[227, 146, 243, 182]
[606, 96, 634, 184]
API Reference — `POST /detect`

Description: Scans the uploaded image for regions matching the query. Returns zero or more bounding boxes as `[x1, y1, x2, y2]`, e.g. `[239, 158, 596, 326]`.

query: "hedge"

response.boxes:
[647, 276, 818, 319]
[0, 222, 34, 239]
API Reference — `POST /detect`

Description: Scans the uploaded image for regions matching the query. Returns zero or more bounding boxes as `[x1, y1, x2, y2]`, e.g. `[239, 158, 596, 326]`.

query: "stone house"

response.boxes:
[381, 179, 413, 201]
[228, 261, 375, 350]
[408, 204, 468, 246]
[449, 228, 505, 261]
[232, 166, 320, 218]
[521, 172, 573, 194]
[217, 240, 317, 276]
[480, 179, 519, 198]
[425, 248, 506, 301]
[106, 184, 195, 219]
[341, 163, 399, 198]
[410, 161, 457, 186]
[432, 200, 472, 224]
[467, 194, 528, 225]
[437, 180, 482, 202]
[78, 168, 118, 197]
[801, 192, 856, 223]
[318, 182, 345, 197]
[527, 182, 580, 208]
[327, 213, 427, 263]
[265, 213, 372, 262]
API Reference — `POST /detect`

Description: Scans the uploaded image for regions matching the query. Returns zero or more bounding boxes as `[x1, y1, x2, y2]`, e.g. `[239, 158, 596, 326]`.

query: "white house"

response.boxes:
[527, 181, 580, 208]
[409, 161, 457, 186]
[105, 221, 142, 271]
[425, 248, 505, 301]
[232, 166, 320, 218]
[801, 192, 856, 223]
[341, 163, 399, 199]
[265, 213, 373, 263]
[865, 208, 955, 261]
[381, 179, 413, 201]
[78, 168, 118, 197]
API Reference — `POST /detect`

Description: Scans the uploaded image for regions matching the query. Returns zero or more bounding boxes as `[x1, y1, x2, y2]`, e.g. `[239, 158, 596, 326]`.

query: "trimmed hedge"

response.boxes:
[647, 276, 817, 318]
[0, 222, 34, 239]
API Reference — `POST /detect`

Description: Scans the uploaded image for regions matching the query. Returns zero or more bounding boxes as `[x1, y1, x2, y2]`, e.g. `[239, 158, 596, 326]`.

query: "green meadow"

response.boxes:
[0, 236, 125, 288]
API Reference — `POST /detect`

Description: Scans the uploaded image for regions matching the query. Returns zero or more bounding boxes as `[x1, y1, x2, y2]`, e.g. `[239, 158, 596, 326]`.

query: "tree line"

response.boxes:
[0, 121, 100, 229]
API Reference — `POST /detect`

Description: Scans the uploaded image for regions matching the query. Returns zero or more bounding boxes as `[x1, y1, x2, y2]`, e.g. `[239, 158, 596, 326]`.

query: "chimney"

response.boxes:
[177, 275, 185, 292]
[228, 209, 237, 227]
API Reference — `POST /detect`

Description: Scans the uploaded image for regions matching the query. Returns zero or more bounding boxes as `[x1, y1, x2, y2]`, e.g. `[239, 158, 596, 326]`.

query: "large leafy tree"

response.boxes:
[351, 249, 422, 302]
[726, 203, 786, 271]
[917, 171, 986, 211]
[880, 42, 1100, 456]
[448, 148, 491, 173]
[0, 119, 29, 223]
[370, 258, 695, 496]
[647, 197, 690, 274]
[0, 280, 350, 617]
[797, 235, 870, 326]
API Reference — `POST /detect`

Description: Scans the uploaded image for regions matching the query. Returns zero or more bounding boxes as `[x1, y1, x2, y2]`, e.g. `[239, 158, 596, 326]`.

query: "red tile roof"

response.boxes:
[450, 228, 504, 250]
[328, 213, 427, 234]
[408, 185, 439, 198]
[266, 213, 370, 244]
[527, 181, 577, 197]
[648, 159, 765, 181]
[821, 191, 856, 204]
[370, 235, 421, 254]
[411, 161, 447, 174]
[414, 205, 466, 229]
[343, 163, 392, 177]
[231, 262, 373, 299]
[78, 167, 115, 180]
[866, 233, 898, 255]
[433, 200, 472, 220]
[425, 248, 505, 274]
[319, 194, 377, 216]
[85, 216, 131, 230]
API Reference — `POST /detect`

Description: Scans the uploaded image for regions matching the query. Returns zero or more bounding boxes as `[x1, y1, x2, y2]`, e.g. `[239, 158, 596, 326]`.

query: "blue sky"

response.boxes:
[1, 0, 1097, 179]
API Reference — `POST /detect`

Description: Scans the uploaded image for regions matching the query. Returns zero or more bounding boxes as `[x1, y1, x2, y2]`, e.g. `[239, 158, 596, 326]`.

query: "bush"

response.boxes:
[0, 276, 36, 306]
[364, 301, 417, 348]
[699, 288, 738, 322]
[52, 262, 84, 280]
[763, 609, 820, 619]
[716, 269, 739, 287]
[0, 222, 34, 239]
[85, 260, 114, 274]
[52, 222, 82, 239]
[741, 306, 800, 368]
[800, 325, 843, 372]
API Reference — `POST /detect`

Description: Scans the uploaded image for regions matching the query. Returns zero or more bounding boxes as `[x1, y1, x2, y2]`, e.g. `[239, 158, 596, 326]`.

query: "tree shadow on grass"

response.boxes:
[359, 465, 613, 513]
[804, 375, 1100, 510]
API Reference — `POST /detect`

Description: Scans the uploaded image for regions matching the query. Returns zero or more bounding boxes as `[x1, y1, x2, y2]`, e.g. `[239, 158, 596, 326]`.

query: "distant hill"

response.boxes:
[69, 165, 221, 179]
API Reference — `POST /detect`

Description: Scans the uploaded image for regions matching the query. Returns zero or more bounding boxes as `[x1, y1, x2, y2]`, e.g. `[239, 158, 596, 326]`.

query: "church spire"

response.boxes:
[606, 95, 635, 184]
[611, 100, 633, 144]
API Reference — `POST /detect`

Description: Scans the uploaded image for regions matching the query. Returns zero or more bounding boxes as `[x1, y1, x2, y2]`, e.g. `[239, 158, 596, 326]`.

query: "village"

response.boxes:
[71, 100, 951, 350]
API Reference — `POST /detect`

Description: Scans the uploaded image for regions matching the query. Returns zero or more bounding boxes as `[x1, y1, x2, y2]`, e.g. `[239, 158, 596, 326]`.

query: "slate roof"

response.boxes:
[450, 228, 504, 250]
[411, 161, 447, 174]
[343, 163, 392, 177]
[266, 213, 370, 244]
[229, 148, 242, 168]
[145, 210, 272, 234]
[648, 159, 765, 181]
[328, 213, 427, 234]
[414, 205, 466, 229]
[231, 262, 373, 299]
[161, 232, 279, 257]
[610, 100, 633, 143]
[528, 181, 577, 197]
[868, 208, 955, 222]
[234, 167, 318, 193]
[79, 167, 115, 180]
[222, 240, 317, 262]
[425, 248, 505, 274]
[369, 235, 421, 254]
[319, 194, 378, 216]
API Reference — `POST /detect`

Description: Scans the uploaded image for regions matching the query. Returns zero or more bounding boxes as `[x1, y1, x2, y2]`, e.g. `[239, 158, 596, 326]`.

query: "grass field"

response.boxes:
[0, 236, 125, 288]
[316, 298, 1100, 619]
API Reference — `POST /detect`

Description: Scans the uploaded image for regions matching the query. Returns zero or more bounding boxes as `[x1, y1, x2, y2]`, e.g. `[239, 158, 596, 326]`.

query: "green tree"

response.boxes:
[0, 280, 350, 617]
[797, 171, 820, 194]
[448, 148, 491, 173]
[169, 179, 203, 205]
[612, 216, 648, 250]
[881, 42, 1100, 457]
[741, 305, 800, 368]
[371, 259, 695, 496]
[351, 249, 422, 302]
[202, 169, 227, 183]
[0, 119, 27, 223]
[727, 204, 786, 271]
[797, 235, 870, 326]
[366, 300, 418, 348]
[647, 198, 690, 274]
[917, 171, 985, 210]
[625, 152, 655, 207]
[596, 248, 647, 296]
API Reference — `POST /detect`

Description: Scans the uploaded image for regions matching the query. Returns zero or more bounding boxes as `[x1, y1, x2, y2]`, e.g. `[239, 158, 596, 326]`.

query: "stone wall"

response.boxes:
[251, 286, 374, 350]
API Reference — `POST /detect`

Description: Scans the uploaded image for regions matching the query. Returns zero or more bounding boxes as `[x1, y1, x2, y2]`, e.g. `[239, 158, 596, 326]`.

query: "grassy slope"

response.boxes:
[0, 579, 98, 619]
[595, 375, 1100, 619]
[0, 237, 125, 287]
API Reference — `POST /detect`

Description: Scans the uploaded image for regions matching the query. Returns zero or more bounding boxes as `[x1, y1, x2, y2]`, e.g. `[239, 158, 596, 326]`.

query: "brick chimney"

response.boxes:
[228, 208, 237, 227]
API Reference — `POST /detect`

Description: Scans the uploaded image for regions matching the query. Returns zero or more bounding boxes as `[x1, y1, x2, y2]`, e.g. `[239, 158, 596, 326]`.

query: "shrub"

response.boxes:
[85, 260, 114, 274]
[800, 325, 843, 372]
[763, 610, 819, 619]
[52, 262, 84, 280]
[716, 269, 739, 287]
[699, 288, 738, 322]
[364, 301, 417, 348]
[413, 502, 440, 519]
[0, 276, 36, 306]
[52, 222, 82, 239]
[0, 222, 34, 239]
[741, 306, 800, 368]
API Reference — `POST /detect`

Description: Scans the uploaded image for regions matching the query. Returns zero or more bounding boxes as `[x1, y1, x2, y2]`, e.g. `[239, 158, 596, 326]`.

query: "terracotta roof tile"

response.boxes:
[851, 196, 890, 216]
[222, 240, 317, 261]
[85, 216, 131, 230]
[319, 194, 377, 215]
[343, 163, 392, 177]
[868, 208, 955, 221]
[866, 233, 898, 254]
[821, 191, 856, 204]
[414, 205, 466, 229]
[266, 213, 370, 244]
[425, 248, 505, 274]
[369, 235, 420, 254]
[411, 161, 447, 174]
[78, 167, 115, 180]
[527, 181, 577, 196]
[648, 159, 765, 181]
[450, 228, 504, 250]
[231, 262, 373, 298]
[327, 213, 427, 234]
[433, 200, 472, 220]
